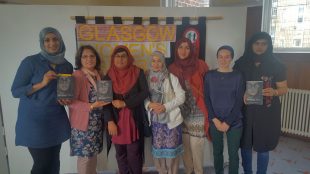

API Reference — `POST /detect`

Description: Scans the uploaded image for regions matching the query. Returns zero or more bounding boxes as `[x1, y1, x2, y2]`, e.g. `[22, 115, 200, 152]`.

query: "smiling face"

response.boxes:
[177, 42, 191, 60]
[151, 55, 164, 72]
[113, 51, 129, 70]
[43, 33, 60, 54]
[252, 39, 268, 55]
[81, 48, 97, 70]
[217, 49, 233, 70]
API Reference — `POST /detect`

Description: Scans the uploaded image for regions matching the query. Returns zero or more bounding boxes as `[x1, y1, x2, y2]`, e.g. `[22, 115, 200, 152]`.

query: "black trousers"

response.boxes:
[28, 144, 62, 174]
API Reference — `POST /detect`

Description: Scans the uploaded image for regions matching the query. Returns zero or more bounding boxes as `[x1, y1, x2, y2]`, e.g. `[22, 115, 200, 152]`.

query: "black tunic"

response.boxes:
[234, 56, 286, 152]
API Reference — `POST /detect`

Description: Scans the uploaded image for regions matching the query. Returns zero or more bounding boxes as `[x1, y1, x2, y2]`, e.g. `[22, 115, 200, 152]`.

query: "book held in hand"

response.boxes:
[57, 74, 74, 99]
[246, 81, 263, 105]
[97, 80, 113, 102]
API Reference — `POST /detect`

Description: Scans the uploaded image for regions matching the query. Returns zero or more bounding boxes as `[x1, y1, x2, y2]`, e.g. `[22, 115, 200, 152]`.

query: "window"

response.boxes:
[298, 6, 304, 23]
[262, 0, 310, 52]
[161, 0, 209, 7]
[293, 39, 301, 47]
[272, 7, 277, 16]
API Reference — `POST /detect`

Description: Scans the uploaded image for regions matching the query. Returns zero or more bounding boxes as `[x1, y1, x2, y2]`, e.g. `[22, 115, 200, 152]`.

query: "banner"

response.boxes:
[76, 24, 176, 72]
[75, 17, 206, 72]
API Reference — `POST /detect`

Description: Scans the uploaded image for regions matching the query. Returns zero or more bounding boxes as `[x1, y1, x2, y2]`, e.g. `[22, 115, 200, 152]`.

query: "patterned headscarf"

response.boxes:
[147, 51, 168, 103]
[39, 27, 66, 65]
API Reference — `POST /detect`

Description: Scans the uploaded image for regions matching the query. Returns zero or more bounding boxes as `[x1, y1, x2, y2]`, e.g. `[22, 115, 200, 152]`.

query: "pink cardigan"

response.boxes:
[69, 70, 99, 131]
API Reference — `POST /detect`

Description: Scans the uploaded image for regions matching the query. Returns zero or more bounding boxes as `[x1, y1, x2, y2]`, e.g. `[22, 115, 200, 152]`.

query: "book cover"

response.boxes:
[57, 74, 74, 99]
[97, 80, 113, 102]
[246, 81, 263, 105]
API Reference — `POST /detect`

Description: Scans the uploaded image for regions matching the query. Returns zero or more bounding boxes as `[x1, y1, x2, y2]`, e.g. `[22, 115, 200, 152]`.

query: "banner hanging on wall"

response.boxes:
[75, 17, 206, 73]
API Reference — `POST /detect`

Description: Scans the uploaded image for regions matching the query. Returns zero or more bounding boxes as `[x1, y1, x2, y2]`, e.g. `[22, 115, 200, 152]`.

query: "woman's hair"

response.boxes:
[216, 45, 234, 59]
[75, 45, 101, 70]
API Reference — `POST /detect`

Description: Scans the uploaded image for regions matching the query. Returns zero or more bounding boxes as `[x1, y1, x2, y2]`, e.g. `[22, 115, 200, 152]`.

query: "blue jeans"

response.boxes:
[241, 148, 269, 174]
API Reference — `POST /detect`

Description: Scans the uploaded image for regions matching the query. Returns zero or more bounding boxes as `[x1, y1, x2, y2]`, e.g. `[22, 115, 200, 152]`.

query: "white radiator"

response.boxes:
[280, 88, 310, 138]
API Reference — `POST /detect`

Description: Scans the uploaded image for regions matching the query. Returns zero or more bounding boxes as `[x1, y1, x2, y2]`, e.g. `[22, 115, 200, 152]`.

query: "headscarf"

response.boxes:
[107, 45, 140, 94]
[147, 51, 169, 104]
[169, 37, 198, 88]
[234, 32, 281, 77]
[147, 51, 169, 123]
[242, 31, 274, 63]
[39, 27, 66, 65]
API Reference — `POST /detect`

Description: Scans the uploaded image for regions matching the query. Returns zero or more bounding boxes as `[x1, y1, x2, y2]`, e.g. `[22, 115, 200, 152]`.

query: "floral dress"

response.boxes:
[70, 85, 103, 157]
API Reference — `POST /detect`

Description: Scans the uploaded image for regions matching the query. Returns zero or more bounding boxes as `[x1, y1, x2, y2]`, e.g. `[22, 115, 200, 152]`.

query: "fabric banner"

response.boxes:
[76, 24, 175, 72]
[75, 17, 206, 72]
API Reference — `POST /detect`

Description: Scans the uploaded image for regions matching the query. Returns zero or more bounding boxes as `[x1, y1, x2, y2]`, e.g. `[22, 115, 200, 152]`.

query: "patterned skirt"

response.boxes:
[151, 122, 183, 158]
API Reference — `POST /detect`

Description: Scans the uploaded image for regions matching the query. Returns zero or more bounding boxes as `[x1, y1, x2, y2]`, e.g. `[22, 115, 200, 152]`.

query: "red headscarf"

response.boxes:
[169, 37, 199, 87]
[169, 38, 210, 139]
[108, 45, 140, 94]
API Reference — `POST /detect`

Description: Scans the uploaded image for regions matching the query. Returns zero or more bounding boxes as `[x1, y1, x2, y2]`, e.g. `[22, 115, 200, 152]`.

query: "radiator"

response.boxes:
[280, 88, 310, 138]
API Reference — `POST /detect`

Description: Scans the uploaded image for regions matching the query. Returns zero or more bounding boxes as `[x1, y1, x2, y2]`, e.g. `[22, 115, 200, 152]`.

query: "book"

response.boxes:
[57, 74, 74, 99]
[96, 80, 113, 102]
[246, 81, 263, 105]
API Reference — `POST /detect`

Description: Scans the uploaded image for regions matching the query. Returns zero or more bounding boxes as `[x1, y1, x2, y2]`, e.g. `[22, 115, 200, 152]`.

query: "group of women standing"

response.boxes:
[11, 26, 287, 174]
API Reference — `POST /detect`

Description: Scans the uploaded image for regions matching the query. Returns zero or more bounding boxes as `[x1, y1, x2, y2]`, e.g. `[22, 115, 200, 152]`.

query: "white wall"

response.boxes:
[0, 5, 247, 174]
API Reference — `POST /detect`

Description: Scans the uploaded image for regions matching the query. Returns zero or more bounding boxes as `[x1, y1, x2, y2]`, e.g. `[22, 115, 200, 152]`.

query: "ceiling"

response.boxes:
[0, 0, 262, 6]
[0, 0, 160, 6]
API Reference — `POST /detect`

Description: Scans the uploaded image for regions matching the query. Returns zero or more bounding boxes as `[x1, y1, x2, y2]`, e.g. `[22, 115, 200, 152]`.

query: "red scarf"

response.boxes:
[169, 38, 210, 139]
[169, 38, 199, 88]
[108, 45, 140, 94]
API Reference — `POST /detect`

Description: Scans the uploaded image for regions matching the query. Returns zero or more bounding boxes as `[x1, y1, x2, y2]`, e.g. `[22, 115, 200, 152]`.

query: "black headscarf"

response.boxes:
[243, 32, 273, 62]
[234, 32, 282, 80]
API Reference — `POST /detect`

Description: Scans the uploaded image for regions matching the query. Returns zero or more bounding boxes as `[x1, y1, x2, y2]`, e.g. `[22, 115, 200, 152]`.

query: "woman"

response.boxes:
[11, 27, 73, 174]
[234, 32, 288, 174]
[145, 51, 185, 174]
[105, 45, 148, 174]
[169, 37, 210, 174]
[69, 45, 110, 174]
[204, 46, 244, 174]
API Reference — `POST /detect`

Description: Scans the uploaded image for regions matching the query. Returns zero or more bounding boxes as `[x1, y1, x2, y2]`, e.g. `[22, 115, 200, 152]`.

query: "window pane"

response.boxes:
[163, 0, 209, 7]
[270, 0, 310, 50]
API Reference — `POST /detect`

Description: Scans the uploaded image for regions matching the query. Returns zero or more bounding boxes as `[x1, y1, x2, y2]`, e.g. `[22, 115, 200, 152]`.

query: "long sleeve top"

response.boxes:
[68, 70, 111, 131]
[204, 70, 244, 128]
[144, 73, 185, 129]
[11, 53, 73, 148]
